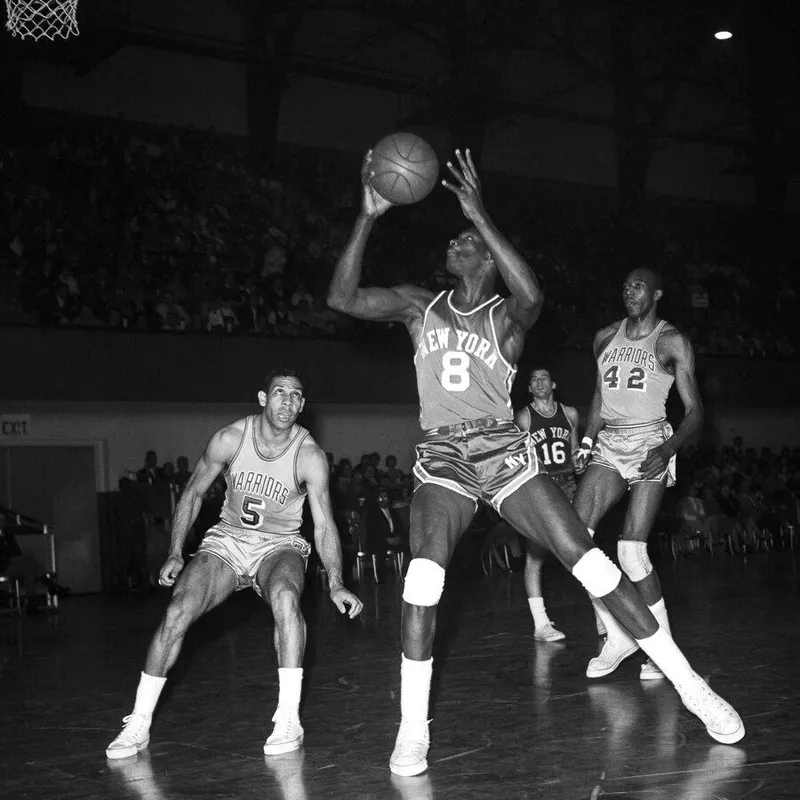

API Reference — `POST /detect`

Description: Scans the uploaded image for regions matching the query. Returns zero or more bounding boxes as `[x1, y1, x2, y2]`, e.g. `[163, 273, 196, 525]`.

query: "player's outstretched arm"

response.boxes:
[160, 424, 239, 586]
[327, 152, 433, 324]
[301, 442, 363, 619]
[639, 330, 704, 478]
[441, 148, 543, 330]
[574, 327, 614, 472]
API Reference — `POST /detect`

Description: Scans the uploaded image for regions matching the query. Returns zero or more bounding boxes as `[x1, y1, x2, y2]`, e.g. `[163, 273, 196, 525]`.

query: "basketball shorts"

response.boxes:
[195, 520, 311, 597]
[590, 419, 676, 486]
[413, 417, 541, 512]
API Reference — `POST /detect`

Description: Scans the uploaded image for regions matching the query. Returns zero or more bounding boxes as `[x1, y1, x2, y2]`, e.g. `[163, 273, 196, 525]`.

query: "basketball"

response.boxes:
[369, 132, 439, 205]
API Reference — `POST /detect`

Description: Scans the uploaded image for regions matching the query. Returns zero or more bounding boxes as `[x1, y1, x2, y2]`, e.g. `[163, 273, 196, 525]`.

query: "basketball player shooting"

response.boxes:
[328, 147, 743, 777]
[572, 269, 703, 681]
[105, 368, 363, 761]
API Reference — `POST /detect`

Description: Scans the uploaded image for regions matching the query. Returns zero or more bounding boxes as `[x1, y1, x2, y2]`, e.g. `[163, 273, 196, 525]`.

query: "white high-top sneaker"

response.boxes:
[389, 720, 430, 777]
[263, 711, 304, 755]
[105, 713, 152, 759]
[586, 637, 639, 679]
[675, 672, 745, 744]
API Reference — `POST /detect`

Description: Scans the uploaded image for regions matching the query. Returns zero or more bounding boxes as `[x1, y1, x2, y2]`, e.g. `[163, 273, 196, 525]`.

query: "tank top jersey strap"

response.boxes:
[598, 319, 675, 425]
[219, 416, 309, 536]
[526, 403, 574, 476]
[414, 290, 517, 430]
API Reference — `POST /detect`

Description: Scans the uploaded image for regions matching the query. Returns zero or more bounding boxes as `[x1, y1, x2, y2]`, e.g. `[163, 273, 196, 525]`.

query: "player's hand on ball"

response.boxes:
[441, 148, 486, 222]
[330, 587, 364, 619]
[361, 150, 394, 219]
[158, 554, 184, 587]
[638, 444, 672, 481]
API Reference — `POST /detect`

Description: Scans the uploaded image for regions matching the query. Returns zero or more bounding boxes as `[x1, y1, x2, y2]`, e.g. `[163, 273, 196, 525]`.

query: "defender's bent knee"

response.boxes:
[571, 548, 622, 598]
[403, 558, 446, 607]
[617, 541, 652, 582]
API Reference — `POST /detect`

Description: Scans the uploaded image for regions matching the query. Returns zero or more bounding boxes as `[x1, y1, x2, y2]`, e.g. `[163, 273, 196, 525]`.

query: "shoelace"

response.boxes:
[114, 714, 149, 744]
[682, 682, 734, 728]
[395, 723, 428, 752]
[270, 716, 299, 741]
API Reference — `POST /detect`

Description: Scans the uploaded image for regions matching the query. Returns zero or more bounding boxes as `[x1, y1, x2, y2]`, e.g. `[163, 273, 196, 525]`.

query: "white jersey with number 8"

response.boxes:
[414, 290, 516, 430]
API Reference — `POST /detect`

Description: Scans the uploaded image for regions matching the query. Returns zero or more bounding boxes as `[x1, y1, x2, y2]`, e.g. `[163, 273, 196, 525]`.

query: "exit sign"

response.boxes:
[1, 414, 31, 436]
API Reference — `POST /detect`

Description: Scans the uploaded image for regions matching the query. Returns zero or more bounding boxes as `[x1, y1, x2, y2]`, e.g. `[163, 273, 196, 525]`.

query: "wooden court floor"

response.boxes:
[2, 549, 798, 799]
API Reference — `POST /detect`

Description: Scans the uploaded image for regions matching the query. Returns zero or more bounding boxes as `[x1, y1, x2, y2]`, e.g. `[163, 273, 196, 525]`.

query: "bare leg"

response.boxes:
[106, 553, 236, 759]
[145, 553, 237, 676]
[401, 485, 475, 660]
[500, 475, 744, 744]
[257, 549, 308, 668]
[572, 465, 643, 672]
[391, 484, 475, 776]
[257, 548, 308, 755]
[524, 540, 565, 641]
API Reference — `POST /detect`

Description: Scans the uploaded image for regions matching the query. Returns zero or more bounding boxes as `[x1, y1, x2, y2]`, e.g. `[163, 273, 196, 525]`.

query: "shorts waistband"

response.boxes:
[604, 418, 667, 433]
[425, 416, 509, 437]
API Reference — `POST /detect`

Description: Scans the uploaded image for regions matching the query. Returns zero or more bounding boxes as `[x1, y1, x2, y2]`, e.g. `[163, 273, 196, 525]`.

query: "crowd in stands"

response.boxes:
[668, 436, 799, 555]
[2, 115, 799, 357]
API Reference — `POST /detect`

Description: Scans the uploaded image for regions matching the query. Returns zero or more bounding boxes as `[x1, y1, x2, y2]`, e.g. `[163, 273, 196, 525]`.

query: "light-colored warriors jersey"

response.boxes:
[598, 320, 674, 424]
[526, 403, 573, 476]
[414, 290, 516, 430]
[219, 416, 308, 536]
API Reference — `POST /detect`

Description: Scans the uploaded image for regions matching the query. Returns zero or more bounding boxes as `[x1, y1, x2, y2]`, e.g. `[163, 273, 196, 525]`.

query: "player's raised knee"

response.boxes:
[402, 558, 446, 607]
[617, 540, 652, 582]
[571, 548, 622, 598]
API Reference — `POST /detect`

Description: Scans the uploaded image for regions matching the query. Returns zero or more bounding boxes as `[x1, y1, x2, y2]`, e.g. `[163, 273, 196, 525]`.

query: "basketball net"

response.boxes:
[5, 0, 79, 40]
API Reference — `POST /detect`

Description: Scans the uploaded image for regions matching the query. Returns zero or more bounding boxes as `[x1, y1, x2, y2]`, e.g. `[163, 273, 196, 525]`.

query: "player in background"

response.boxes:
[574, 269, 702, 681]
[513, 367, 580, 642]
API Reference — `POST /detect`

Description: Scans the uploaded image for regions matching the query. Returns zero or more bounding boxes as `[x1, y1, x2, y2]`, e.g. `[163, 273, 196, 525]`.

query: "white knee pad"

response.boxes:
[617, 541, 652, 582]
[571, 548, 622, 598]
[402, 558, 446, 607]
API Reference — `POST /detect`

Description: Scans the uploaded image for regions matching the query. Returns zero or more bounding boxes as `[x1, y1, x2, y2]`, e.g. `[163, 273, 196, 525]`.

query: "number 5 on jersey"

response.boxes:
[240, 496, 264, 528]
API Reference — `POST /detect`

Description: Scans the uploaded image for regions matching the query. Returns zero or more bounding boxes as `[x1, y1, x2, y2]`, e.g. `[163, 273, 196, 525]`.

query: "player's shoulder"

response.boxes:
[208, 417, 248, 457]
[562, 404, 580, 422]
[394, 283, 438, 310]
[656, 321, 692, 349]
[594, 320, 622, 352]
[297, 429, 327, 468]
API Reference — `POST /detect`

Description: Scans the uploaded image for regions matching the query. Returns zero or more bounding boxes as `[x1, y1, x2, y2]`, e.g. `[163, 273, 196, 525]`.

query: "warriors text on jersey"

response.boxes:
[219, 416, 308, 535]
[526, 403, 574, 476]
[598, 320, 675, 424]
[414, 290, 516, 430]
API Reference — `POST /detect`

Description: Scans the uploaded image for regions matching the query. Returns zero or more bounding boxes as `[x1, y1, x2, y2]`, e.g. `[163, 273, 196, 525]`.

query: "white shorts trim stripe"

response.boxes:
[490, 436, 540, 512]
[412, 462, 480, 505]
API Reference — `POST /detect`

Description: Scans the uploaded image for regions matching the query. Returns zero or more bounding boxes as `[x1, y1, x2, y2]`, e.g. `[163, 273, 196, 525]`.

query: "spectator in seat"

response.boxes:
[365, 488, 409, 559]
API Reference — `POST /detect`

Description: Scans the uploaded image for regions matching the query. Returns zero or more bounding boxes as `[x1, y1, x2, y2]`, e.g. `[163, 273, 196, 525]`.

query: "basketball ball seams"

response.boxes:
[370, 132, 439, 204]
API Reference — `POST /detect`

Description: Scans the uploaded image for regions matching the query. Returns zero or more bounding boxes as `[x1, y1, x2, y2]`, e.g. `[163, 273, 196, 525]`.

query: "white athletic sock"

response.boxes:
[528, 597, 551, 629]
[648, 597, 672, 637]
[592, 598, 635, 646]
[132, 672, 167, 716]
[635, 627, 694, 686]
[275, 667, 303, 718]
[400, 654, 433, 724]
